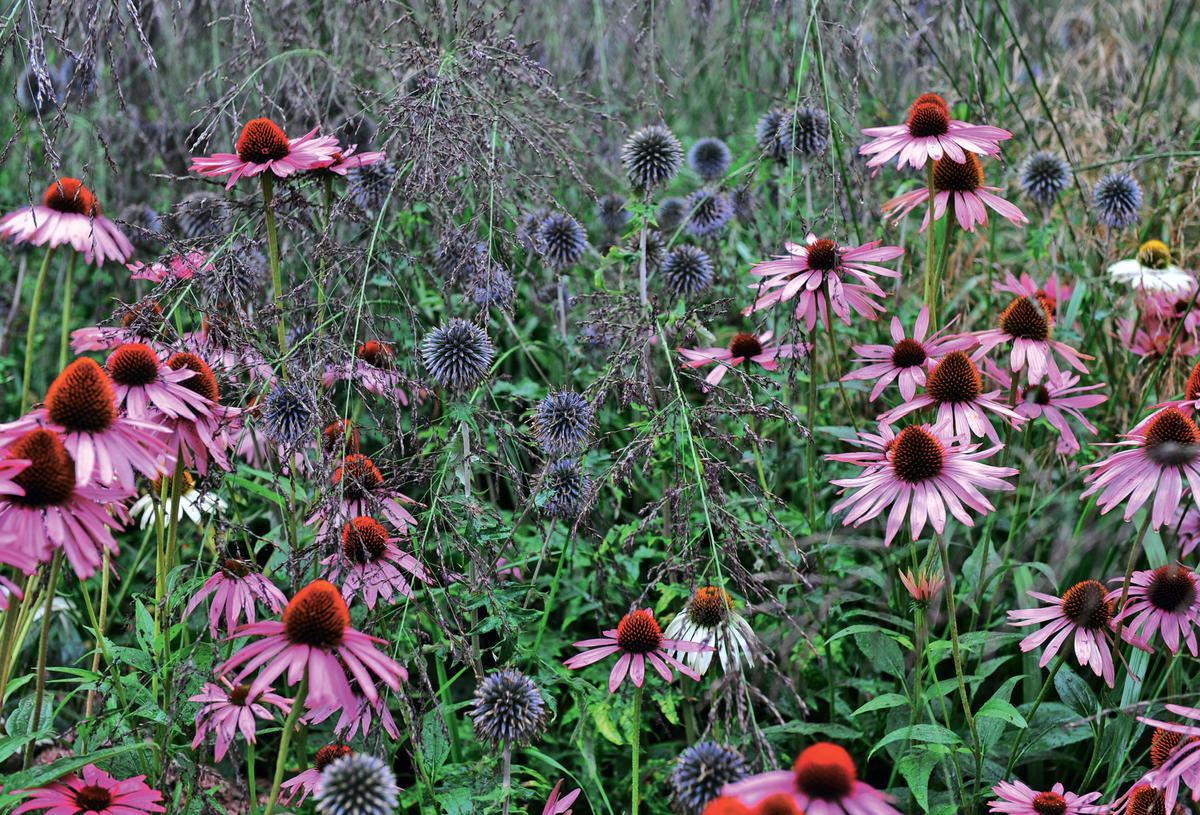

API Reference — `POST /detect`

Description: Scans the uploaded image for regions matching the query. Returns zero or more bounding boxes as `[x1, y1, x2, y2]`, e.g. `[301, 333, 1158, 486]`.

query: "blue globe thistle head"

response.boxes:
[517, 208, 549, 253]
[670, 742, 748, 815]
[346, 159, 396, 214]
[657, 197, 688, 234]
[541, 458, 590, 519]
[688, 137, 732, 181]
[313, 753, 399, 815]
[420, 318, 494, 392]
[1019, 152, 1070, 208]
[777, 107, 830, 159]
[754, 109, 788, 162]
[172, 191, 230, 241]
[537, 212, 588, 270]
[621, 124, 684, 193]
[661, 245, 714, 297]
[731, 184, 756, 224]
[118, 204, 165, 253]
[260, 382, 316, 447]
[331, 111, 378, 150]
[435, 231, 485, 282]
[467, 267, 516, 311]
[469, 668, 549, 749]
[1093, 172, 1142, 229]
[596, 193, 631, 231]
[532, 390, 595, 455]
[684, 189, 733, 237]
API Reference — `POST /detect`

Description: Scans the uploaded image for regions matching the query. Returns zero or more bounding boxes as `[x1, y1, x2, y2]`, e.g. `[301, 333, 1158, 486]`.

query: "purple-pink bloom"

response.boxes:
[859, 93, 1010, 173]
[722, 741, 901, 815]
[882, 153, 1028, 233]
[321, 516, 433, 609]
[1136, 705, 1200, 811]
[679, 331, 805, 390]
[543, 780, 582, 815]
[12, 763, 164, 815]
[973, 295, 1091, 385]
[315, 143, 386, 176]
[106, 343, 214, 422]
[987, 779, 1106, 815]
[842, 307, 974, 401]
[279, 744, 352, 807]
[190, 118, 339, 189]
[307, 453, 420, 537]
[127, 251, 210, 282]
[1109, 564, 1200, 656]
[189, 675, 291, 762]
[185, 558, 288, 637]
[982, 360, 1105, 455]
[563, 608, 713, 693]
[0, 178, 134, 265]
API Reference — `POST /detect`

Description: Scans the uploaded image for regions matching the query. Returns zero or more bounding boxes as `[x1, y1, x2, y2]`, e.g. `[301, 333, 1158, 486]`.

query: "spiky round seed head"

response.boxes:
[467, 268, 516, 311]
[537, 213, 589, 270]
[434, 231, 482, 282]
[118, 204, 165, 252]
[331, 112, 378, 150]
[532, 390, 594, 455]
[623, 229, 666, 270]
[622, 125, 684, 192]
[688, 138, 732, 181]
[16, 65, 60, 115]
[313, 753, 399, 815]
[684, 189, 733, 236]
[260, 383, 316, 446]
[541, 458, 590, 519]
[755, 109, 789, 163]
[1093, 172, 1142, 229]
[596, 193, 631, 231]
[1019, 152, 1070, 207]
[661, 245, 714, 297]
[347, 160, 396, 214]
[657, 197, 688, 233]
[420, 318, 494, 392]
[776, 107, 830, 159]
[468, 668, 549, 748]
[670, 742, 748, 815]
[173, 192, 230, 241]
[517, 208, 549, 253]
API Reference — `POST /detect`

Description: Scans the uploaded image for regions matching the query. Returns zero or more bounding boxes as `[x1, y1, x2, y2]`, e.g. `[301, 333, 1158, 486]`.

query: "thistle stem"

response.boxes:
[262, 671, 308, 815]
[500, 744, 513, 815]
[260, 173, 288, 368]
[58, 250, 77, 370]
[21, 246, 56, 411]
[24, 552, 62, 769]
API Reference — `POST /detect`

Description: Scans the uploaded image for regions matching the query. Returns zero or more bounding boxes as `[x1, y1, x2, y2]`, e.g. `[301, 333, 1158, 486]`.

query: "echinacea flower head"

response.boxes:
[744, 234, 903, 330]
[159, 351, 239, 477]
[827, 423, 1018, 546]
[544, 780, 582, 815]
[106, 343, 213, 422]
[671, 742, 748, 815]
[189, 117, 340, 189]
[988, 779, 1106, 815]
[1135, 706, 1200, 810]
[533, 390, 594, 455]
[882, 153, 1029, 233]
[899, 568, 944, 607]
[661, 245, 715, 297]
[185, 557, 288, 637]
[0, 177, 134, 265]
[468, 668, 549, 748]
[1018, 152, 1071, 208]
[622, 124, 684, 192]
[994, 271, 1073, 319]
[722, 741, 902, 815]
[537, 212, 589, 269]
[540, 458, 590, 519]
[563, 607, 713, 693]
[189, 675, 291, 762]
[1093, 172, 1142, 229]
[320, 516, 432, 609]
[1111, 784, 1178, 815]
[843, 306, 975, 401]
[685, 189, 734, 236]
[689, 137, 732, 180]
[1108, 240, 1197, 295]
[679, 331, 803, 390]
[218, 578, 407, 712]
[663, 586, 757, 675]
[982, 361, 1105, 456]
[859, 92, 1011, 173]
[280, 744, 353, 807]
[1110, 564, 1200, 656]
[777, 107, 830, 159]
[309, 452, 419, 534]
[420, 318, 494, 392]
[314, 143, 386, 177]
[314, 753, 400, 815]
[973, 295, 1092, 384]
[1082, 407, 1200, 529]
[127, 251, 210, 283]
[12, 764, 164, 815]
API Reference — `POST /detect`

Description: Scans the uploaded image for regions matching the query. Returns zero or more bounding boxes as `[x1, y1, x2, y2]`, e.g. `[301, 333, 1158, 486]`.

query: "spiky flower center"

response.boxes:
[616, 609, 662, 654]
[229, 684, 252, 706]
[792, 742, 856, 801]
[42, 177, 99, 216]
[889, 426, 945, 483]
[1187, 359, 1200, 402]
[728, 333, 764, 359]
[925, 351, 982, 405]
[107, 343, 160, 387]
[1127, 784, 1167, 815]
[357, 340, 392, 369]
[1151, 728, 1187, 768]
[121, 301, 164, 333]
[314, 744, 353, 771]
[906, 101, 950, 138]
[7, 429, 75, 508]
[150, 471, 194, 495]
[932, 153, 984, 193]
[1143, 408, 1200, 466]
[1146, 564, 1197, 613]
[324, 420, 360, 455]
[282, 580, 350, 649]
[342, 516, 389, 564]
[1031, 791, 1067, 815]
[1138, 240, 1172, 270]
[756, 793, 801, 815]
[1060, 580, 1112, 630]
[334, 454, 384, 500]
[236, 118, 290, 164]
[167, 352, 219, 402]
[688, 587, 733, 628]
[222, 559, 251, 578]
[1023, 385, 1052, 406]
[45, 357, 116, 433]
[912, 93, 949, 111]
[890, 338, 927, 368]
[805, 238, 839, 272]
[72, 785, 114, 811]
[999, 296, 1053, 341]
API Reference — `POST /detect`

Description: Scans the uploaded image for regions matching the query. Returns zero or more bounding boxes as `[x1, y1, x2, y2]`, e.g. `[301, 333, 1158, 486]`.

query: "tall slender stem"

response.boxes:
[84, 550, 110, 718]
[260, 174, 288, 367]
[1002, 654, 1065, 777]
[500, 744, 513, 815]
[58, 250, 77, 370]
[24, 552, 62, 768]
[821, 290, 860, 435]
[316, 174, 333, 344]
[922, 164, 939, 329]
[1114, 513, 1154, 643]
[247, 740, 259, 815]
[630, 683, 644, 815]
[637, 215, 649, 309]
[21, 246, 57, 411]
[262, 671, 308, 815]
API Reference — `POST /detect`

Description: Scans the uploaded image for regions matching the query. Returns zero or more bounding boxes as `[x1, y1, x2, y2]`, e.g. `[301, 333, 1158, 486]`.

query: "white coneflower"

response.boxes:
[129, 472, 227, 529]
[313, 752, 400, 815]
[663, 586, 757, 675]
[1107, 239, 1196, 295]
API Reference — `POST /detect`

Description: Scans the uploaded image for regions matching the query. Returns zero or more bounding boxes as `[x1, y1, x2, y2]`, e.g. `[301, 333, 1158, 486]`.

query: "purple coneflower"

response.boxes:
[679, 331, 805, 390]
[563, 608, 713, 693]
[859, 92, 1011, 172]
[1109, 564, 1200, 656]
[127, 251, 210, 283]
[106, 343, 213, 421]
[973, 295, 1091, 384]
[189, 675, 291, 761]
[308, 453, 420, 537]
[1134, 708, 1200, 811]
[987, 779, 1106, 815]
[882, 153, 1028, 233]
[315, 143, 386, 176]
[982, 360, 1105, 455]
[320, 516, 432, 609]
[190, 117, 340, 189]
[185, 557, 288, 638]
[544, 780, 582, 815]
[842, 307, 974, 401]
[0, 178, 134, 265]
[159, 352, 240, 477]
[12, 764, 164, 815]
[279, 744, 352, 807]
[722, 741, 901, 815]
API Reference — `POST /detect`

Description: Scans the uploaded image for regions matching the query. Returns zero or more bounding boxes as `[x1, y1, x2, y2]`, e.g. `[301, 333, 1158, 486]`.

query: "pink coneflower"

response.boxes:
[722, 741, 901, 815]
[987, 779, 1106, 815]
[0, 428, 127, 579]
[127, 251, 210, 283]
[982, 360, 1105, 455]
[742, 234, 903, 332]
[544, 780, 583, 815]
[842, 307, 974, 401]
[190, 117, 340, 189]
[679, 331, 804, 390]
[279, 744, 352, 807]
[1118, 283, 1200, 362]
[1135, 708, 1200, 811]
[1081, 407, 1200, 530]
[307, 453, 420, 536]
[827, 423, 1017, 546]
[877, 351, 1023, 443]
[315, 144, 386, 176]
[106, 343, 213, 422]
[12, 763, 164, 815]
[1173, 504, 1200, 558]
[994, 271, 1073, 320]
[321, 341, 410, 405]
[882, 153, 1029, 233]
[160, 352, 240, 477]
[1110, 783, 1181, 815]
[859, 92, 1011, 172]
[71, 302, 166, 353]
[184, 558, 288, 638]
[189, 675, 291, 762]
[1109, 564, 1200, 656]
[899, 568, 944, 607]
[973, 296, 1091, 385]
[563, 608, 713, 693]
[321, 516, 433, 609]
[304, 680, 400, 740]
[1007, 580, 1149, 687]
[218, 579, 407, 712]
[0, 178, 134, 265]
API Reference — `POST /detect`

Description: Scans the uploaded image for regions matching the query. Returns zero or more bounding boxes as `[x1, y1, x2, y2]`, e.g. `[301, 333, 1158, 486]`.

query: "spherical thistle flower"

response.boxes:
[754, 109, 789, 163]
[1093, 172, 1142, 229]
[0, 177, 135, 265]
[563, 607, 714, 693]
[671, 741, 748, 815]
[1018, 152, 1070, 208]
[346, 159, 397, 214]
[622, 124, 684, 192]
[467, 267, 516, 311]
[190, 116, 340, 189]
[842, 306, 975, 402]
[776, 107, 830, 159]
[723, 742, 901, 815]
[596, 193, 631, 231]
[468, 668, 550, 749]
[517, 208, 549, 253]
[859, 92, 1012, 172]
[331, 111, 378, 150]
[540, 458, 590, 519]
[260, 382, 316, 447]
[658, 197, 689, 233]
[688, 137, 732, 181]
[663, 587, 757, 675]
[172, 191, 230, 241]
[882, 153, 1029, 233]
[661, 245, 715, 297]
[12, 764, 164, 815]
[1109, 564, 1200, 656]
[988, 779, 1107, 815]
[184, 557, 288, 637]
[280, 744, 352, 807]
[537, 212, 589, 270]
[1108, 240, 1196, 295]
[420, 318, 494, 392]
[532, 390, 595, 455]
[684, 189, 734, 237]
[118, 204, 166, 252]
[313, 753, 400, 815]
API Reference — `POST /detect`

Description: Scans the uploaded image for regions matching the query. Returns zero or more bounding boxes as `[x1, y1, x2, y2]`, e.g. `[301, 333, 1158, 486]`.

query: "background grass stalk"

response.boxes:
[21, 246, 56, 411]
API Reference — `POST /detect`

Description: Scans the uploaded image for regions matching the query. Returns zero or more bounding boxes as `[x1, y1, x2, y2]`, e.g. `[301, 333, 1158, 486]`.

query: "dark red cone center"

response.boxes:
[616, 609, 662, 654]
[999, 296, 1052, 341]
[236, 118, 291, 164]
[925, 351, 982, 405]
[932, 153, 984, 193]
[282, 580, 350, 649]
[167, 352, 220, 402]
[1060, 580, 1112, 630]
[73, 785, 114, 811]
[792, 742, 856, 801]
[728, 333, 764, 359]
[342, 516, 389, 564]
[45, 357, 117, 433]
[7, 429, 75, 508]
[334, 454, 384, 500]
[107, 343, 160, 387]
[890, 338, 927, 368]
[889, 426, 945, 483]
[43, 177, 99, 216]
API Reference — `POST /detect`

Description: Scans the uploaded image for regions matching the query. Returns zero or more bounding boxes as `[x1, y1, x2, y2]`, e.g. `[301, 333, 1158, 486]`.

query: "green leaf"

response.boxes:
[977, 698, 1027, 728]
[852, 693, 910, 717]
[420, 710, 451, 774]
[1054, 667, 1098, 718]
[896, 745, 948, 813]
[871, 724, 962, 757]
[590, 698, 624, 746]
[0, 743, 151, 797]
[852, 630, 907, 680]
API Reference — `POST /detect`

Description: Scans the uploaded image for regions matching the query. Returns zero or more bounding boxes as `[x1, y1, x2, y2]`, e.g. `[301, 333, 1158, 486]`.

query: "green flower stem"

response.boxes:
[822, 289, 860, 435]
[21, 246, 56, 411]
[260, 173, 288, 368]
[631, 683, 644, 815]
[922, 164, 938, 329]
[23, 552, 62, 769]
[247, 740, 259, 815]
[1002, 654, 1065, 777]
[84, 550, 110, 719]
[935, 534, 983, 808]
[58, 250, 77, 370]
[262, 671, 308, 815]
[637, 215, 649, 310]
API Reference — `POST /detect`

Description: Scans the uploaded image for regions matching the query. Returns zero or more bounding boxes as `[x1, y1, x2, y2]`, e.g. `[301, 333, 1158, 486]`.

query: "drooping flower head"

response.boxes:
[313, 143, 387, 177]
[622, 125, 684, 192]
[0, 177, 135, 265]
[540, 458, 590, 519]
[321, 516, 432, 609]
[671, 742, 748, 815]
[563, 607, 713, 693]
[679, 331, 804, 391]
[185, 557, 288, 637]
[722, 741, 901, 815]
[661, 245, 715, 297]
[313, 753, 400, 815]
[11, 764, 164, 815]
[859, 93, 1011, 173]
[663, 586, 757, 675]
[190, 117, 340, 189]
[1018, 152, 1071, 208]
[987, 779, 1106, 815]
[755, 109, 789, 163]
[1108, 240, 1197, 295]
[532, 390, 594, 455]
[843, 307, 975, 402]
[1093, 172, 1142, 229]
[688, 138, 732, 180]
[160, 351, 239, 477]
[1110, 564, 1200, 656]
[468, 668, 550, 748]
[882, 153, 1029, 233]
[189, 675, 291, 762]
[420, 318, 494, 392]
[544, 780, 583, 815]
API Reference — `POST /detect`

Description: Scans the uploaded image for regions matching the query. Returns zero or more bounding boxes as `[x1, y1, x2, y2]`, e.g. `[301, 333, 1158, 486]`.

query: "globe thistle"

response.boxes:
[537, 213, 589, 270]
[118, 204, 166, 253]
[596, 193, 631, 232]
[468, 668, 550, 749]
[1093, 172, 1142, 229]
[313, 753, 399, 815]
[688, 137, 732, 181]
[173, 192, 229, 241]
[1019, 151, 1070, 208]
[260, 382, 316, 446]
[331, 111, 378, 149]
[541, 459, 590, 519]
[684, 189, 733, 236]
[467, 267, 516, 311]
[621, 125, 683, 192]
[517, 208, 549, 253]
[420, 318, 494, 392]
[435, 232, 485, 283]
[347, 160, 396, 214]
[16, 64, 60, 115]
[776, 107, 830, 159]
[754, 109, 788, 162]
[532, 390, 594, 455]
[657, 197, 688, 233]
[627, 229, 666, 269]
[661, 245, 714, 296]
[670, 742, 748, 815]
